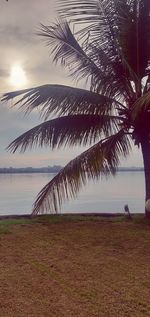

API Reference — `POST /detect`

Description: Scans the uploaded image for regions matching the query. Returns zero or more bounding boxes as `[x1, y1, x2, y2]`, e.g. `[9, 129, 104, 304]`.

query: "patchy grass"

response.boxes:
[1, 214, 150, 316]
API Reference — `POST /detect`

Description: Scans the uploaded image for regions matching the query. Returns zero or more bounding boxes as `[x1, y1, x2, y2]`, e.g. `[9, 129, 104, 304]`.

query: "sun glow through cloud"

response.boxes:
[10, 64, 27, 88]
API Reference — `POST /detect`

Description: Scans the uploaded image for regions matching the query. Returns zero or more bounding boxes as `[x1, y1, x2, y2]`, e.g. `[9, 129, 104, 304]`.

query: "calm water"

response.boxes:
[0, 172, 145, 215]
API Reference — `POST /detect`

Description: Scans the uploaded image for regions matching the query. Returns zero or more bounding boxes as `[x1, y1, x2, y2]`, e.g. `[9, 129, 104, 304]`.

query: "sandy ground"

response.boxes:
[1, 216, 150, 316]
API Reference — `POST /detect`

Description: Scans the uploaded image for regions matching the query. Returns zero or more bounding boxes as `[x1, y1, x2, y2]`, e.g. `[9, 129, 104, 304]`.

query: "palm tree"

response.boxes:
[2, 0, 150, 216]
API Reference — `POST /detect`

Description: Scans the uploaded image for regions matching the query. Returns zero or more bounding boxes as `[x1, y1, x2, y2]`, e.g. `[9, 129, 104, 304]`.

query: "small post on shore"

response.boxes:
[124, 204, 132, 219]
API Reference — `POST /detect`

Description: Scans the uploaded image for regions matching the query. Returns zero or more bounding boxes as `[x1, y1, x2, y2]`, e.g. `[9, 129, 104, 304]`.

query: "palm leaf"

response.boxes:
[2, 84, 124, 118]
[32, 129, 131, 214]
[40, 6, 128, 97]
[7, 114, 122, 153]
[58, 1, 138, 99]
[138, 0, 150, 78]
[59, 0, 150, 97]
[38, 21, 103, 83]
[143, 75, 150, 94]
[131, 91, 150, 120]
[115, 0, 150, 82]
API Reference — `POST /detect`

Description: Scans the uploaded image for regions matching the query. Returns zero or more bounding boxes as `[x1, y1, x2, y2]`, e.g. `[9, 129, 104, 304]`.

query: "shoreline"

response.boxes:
[0, 212, 143, 221]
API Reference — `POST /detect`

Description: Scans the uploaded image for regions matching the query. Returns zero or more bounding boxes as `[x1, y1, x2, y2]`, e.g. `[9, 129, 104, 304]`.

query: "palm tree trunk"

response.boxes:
[141, 138, 150, 217]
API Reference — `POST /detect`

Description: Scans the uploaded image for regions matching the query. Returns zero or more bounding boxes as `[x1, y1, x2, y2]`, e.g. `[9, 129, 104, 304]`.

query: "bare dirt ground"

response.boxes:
[1, 215, 150, 317]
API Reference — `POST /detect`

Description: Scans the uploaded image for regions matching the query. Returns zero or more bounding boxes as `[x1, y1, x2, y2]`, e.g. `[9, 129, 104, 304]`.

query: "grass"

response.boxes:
[1, 214, 150, 316]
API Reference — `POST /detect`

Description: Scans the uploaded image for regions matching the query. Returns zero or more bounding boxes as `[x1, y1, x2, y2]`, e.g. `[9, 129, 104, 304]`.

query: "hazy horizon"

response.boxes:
[0, 165, 144, 169]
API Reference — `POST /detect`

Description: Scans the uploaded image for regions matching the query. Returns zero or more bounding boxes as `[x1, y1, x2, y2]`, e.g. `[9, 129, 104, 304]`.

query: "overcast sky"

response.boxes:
[0, 0, 143, 167]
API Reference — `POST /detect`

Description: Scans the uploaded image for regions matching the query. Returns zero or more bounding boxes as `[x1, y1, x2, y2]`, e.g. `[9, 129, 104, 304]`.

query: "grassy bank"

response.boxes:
[1, 215, 150, 316]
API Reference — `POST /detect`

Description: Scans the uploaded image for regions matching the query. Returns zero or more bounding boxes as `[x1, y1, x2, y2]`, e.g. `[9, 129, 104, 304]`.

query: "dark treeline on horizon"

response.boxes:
[0, 165, 62, 174]
[0, 166, 144, 173]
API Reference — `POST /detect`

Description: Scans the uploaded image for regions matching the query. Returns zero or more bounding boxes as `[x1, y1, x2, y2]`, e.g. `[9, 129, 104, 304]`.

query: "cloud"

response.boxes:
[0, 67, 9, 78]
[0, 0, 72, 94]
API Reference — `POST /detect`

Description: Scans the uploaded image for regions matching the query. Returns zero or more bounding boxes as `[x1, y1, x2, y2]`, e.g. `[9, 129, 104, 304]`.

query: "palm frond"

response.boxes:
[59, 0, 110, 27]
[32, 129, 131, 214]
[58, 1, 138, 99]
[131, 91, 150, 120]
[38, 21, 103, 83]
[59, 0, 150, 97]
[2, 84, 123, 118]
[7, 114, 123, 153]
[115, 0, 150, 81]
[143, 75, 150, 94]
[138, 0, 150, 78]
[38, 20, 123, 96]
[89, 44, 136, 100]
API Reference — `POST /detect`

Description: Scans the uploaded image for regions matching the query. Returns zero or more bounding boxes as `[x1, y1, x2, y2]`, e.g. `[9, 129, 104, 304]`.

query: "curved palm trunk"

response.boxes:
[141, 138, 150, 217]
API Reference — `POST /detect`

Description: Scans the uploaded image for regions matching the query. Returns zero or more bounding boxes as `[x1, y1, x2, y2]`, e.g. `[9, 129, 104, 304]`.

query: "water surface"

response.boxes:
[0, 172, 145, 215]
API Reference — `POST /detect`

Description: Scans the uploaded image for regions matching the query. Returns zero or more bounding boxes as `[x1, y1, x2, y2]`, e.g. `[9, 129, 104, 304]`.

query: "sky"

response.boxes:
[0, 0, 143, 168]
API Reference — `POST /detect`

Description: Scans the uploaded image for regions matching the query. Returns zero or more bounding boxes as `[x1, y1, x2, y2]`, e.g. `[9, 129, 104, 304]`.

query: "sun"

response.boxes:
[10, 64, 27, 88]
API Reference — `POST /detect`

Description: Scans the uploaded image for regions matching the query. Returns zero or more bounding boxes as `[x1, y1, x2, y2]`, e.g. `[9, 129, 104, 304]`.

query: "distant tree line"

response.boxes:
[0, 166, 62, 173]
[0, 166, 144, 174]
